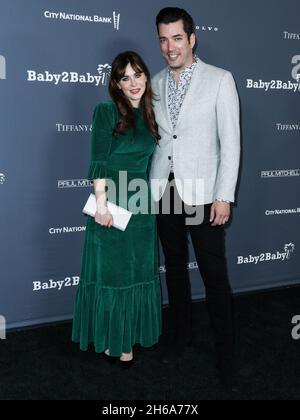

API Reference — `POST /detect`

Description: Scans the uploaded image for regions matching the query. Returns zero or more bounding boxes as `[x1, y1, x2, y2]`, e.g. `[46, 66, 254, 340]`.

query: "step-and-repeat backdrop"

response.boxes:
[1, 0, 299, 329]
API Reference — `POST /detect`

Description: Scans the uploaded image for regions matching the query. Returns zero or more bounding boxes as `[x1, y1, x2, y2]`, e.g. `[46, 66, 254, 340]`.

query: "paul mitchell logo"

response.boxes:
[44, 11, 121, 30]
[27, 64, 112, 87]
[261, 169, 300, 178]
[58, 179, 92, 189]
[0, 55, 6, 80]
[0, 173, 6, 184]
[237, 243, 296, 265]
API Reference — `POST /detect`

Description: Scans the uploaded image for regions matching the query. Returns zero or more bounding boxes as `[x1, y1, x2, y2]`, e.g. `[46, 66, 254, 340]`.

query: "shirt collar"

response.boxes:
[168, 55, 199, 79]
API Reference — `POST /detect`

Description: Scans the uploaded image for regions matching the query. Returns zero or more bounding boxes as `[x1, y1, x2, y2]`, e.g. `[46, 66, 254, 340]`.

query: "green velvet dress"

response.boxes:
[72, 102, 162, 356]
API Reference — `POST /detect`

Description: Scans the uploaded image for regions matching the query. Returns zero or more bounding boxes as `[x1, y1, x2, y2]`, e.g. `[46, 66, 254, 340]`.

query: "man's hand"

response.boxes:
[210, 201, 231, 226]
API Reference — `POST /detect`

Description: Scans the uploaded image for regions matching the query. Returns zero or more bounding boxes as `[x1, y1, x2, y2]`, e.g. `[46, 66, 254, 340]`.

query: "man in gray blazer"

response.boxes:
[150, 7, 240, 387]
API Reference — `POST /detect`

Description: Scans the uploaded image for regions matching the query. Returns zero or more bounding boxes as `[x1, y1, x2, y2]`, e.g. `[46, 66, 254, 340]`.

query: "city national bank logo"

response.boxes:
[0, 55, 6, 80]
[33, 276, 79, 292]
[0, 173, 6, 184]
[44, 11, 120, 31]
[246, 55, 300, 93]
[49, 226, 86, 235]
[27, 64, 112, 87]
[266, 207, 300, 217]
[237, 243, 296, 265]
[58, 179, 92, 189]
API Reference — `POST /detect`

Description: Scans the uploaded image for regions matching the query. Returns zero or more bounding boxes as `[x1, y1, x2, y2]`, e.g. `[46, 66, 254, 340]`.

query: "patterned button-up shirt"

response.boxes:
[168, 56, 199, 171]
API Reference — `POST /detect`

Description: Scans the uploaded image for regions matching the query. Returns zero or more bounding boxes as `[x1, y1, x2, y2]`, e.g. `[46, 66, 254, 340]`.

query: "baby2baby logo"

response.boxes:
[27, 64, 112, 87]
[237, 243, 296, 265]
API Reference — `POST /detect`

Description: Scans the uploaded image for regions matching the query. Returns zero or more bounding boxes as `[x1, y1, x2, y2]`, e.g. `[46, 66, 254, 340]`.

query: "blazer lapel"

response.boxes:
[157, 70, 173, 132]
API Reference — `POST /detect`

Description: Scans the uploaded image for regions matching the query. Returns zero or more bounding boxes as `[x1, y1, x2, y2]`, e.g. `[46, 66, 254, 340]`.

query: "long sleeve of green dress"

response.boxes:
[87, 103, 117, 180]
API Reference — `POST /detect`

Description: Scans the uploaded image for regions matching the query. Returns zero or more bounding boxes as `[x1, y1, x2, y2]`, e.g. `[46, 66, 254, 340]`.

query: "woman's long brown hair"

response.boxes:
[109, 51, 159, 142]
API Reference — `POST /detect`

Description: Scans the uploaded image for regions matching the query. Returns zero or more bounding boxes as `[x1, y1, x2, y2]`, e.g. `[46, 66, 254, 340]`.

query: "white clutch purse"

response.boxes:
[83, 193, 132, 232]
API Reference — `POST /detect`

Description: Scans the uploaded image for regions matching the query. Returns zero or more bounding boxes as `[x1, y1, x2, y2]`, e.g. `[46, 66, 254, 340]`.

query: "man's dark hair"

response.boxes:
[156, 7, 195, 40]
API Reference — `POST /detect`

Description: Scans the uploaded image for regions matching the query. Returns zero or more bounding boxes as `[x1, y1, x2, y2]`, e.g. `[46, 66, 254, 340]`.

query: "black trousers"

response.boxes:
[157, 174, 235, 364]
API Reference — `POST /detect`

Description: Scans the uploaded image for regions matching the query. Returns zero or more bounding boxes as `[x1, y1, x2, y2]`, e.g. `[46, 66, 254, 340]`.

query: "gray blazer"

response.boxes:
[149, 59, 241, 205]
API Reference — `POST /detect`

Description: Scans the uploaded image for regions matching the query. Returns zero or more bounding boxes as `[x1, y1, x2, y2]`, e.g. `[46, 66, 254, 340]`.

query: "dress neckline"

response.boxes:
[133, 107, 142, 117]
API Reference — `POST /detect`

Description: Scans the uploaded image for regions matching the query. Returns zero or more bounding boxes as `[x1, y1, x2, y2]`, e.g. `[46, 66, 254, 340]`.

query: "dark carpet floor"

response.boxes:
[1, 286, 300, 400]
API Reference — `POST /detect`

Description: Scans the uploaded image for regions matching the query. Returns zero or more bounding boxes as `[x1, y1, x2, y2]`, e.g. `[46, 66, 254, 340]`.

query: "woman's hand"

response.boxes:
[95, 205, 113, 228]
[93, 179, 113, 228]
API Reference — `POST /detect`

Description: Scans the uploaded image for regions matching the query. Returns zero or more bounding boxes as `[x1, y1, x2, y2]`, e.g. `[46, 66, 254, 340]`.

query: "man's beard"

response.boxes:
[167, 57, 182, 69]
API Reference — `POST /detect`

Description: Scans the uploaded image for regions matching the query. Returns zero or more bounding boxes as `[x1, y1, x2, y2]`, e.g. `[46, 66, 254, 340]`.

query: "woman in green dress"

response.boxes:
[72, 51, 162, 364]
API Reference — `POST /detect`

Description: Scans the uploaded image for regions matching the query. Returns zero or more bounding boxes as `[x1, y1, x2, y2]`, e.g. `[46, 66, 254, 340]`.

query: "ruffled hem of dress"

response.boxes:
[72, 277, 162, 357]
